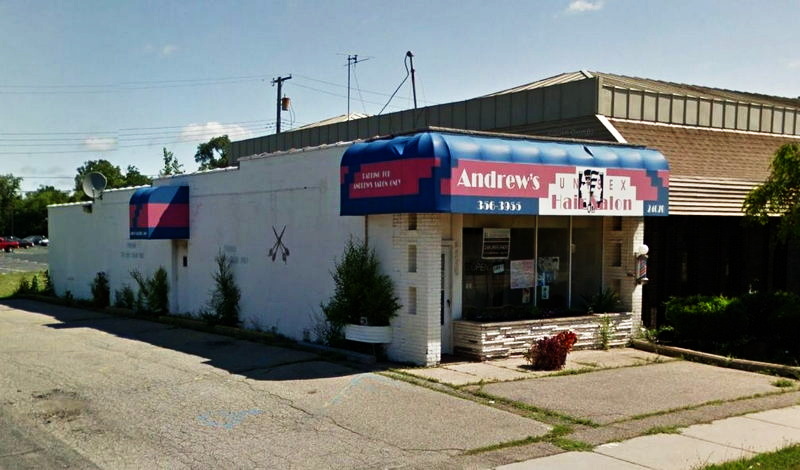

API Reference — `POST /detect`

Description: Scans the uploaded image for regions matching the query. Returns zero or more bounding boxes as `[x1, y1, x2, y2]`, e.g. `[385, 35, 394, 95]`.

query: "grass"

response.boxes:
[772, 378, 796, 388]
[698, 443, 800, 469]
[0, 271, 45, 298]
[463, 424, 575, 455]
[643, 425, 682, 435]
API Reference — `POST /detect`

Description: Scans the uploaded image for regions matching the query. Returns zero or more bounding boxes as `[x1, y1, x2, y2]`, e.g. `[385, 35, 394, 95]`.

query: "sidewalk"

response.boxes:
[497, 405, 800, 470]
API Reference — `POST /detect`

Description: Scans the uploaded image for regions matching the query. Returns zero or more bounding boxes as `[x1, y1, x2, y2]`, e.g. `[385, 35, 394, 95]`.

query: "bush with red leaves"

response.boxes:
[524, 330, 578, 370]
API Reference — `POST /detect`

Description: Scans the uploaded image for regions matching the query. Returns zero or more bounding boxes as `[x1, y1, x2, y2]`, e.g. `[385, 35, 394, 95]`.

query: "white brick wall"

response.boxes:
[371, 213, 443, 365]
[602, 216, 645, 334]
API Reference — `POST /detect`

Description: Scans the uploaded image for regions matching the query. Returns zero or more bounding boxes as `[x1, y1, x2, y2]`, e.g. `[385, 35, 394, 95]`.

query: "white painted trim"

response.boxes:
[596, 114, 627, 143]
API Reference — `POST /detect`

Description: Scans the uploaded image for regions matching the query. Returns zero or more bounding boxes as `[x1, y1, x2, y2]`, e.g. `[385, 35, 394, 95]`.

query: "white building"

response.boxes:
[49, 129, 668, 365]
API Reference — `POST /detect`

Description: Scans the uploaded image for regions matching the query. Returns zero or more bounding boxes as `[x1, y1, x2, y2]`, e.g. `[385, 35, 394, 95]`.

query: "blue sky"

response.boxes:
[1, 0, 798, 193]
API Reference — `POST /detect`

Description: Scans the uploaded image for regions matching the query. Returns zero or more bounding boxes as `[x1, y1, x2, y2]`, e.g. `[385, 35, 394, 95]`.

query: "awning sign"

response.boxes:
[129, 186, 190, 240]
[340, 132, 669, 216]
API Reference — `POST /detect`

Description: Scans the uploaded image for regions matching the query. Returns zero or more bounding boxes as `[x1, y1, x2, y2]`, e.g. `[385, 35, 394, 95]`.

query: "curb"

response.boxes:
[631, 339, 800, 379]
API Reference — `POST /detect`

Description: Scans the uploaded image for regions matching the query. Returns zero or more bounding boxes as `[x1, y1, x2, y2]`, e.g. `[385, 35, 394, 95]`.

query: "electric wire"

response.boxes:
[378, 54, 411, 115]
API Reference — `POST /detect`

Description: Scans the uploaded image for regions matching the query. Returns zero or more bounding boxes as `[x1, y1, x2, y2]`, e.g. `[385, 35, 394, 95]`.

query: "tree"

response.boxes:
[194, 135, 231, 171]
[744, 143, 800, 241]
[124, 165, 152, 187]
[74, 160, 152, 199]
[159, 147, 184, 176]
[14, 185, 71, 236]
[0, 175, 22, 234]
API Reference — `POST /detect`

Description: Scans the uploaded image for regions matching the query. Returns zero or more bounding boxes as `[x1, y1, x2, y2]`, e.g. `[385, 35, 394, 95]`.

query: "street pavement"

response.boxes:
[0, 299, 549, 469]
[0, 247, 47, 274]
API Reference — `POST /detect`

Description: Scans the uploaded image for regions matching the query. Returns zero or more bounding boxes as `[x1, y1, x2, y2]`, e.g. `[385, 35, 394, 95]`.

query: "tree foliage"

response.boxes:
[74, 159, 152, 199]
[744, 143, 800, 241]
[0, 174, 22, 234]
[194, 135, 231, 171]
[14, 185, 71, 236]
[159, 147, 184, 176]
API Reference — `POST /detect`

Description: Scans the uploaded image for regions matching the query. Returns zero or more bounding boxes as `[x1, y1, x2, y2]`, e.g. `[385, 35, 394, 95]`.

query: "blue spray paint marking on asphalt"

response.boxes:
[326, 374, 398, 408]
[197, 409, 263, 429]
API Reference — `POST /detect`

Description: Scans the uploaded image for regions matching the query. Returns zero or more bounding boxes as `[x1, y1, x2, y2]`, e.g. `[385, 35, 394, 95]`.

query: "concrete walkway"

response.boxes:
[497, 405, 800, 469]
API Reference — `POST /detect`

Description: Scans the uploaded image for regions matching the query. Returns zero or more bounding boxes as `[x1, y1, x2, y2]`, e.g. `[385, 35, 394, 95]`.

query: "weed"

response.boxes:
[552, 437, 593, 451]
[772, 378, 795, 388]
[598, 314, 612, 350]
[644, 425, 681, 435]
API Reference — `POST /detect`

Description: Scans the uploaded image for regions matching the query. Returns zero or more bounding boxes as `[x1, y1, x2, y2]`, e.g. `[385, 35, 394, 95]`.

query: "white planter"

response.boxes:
[344, 324, 392, 343]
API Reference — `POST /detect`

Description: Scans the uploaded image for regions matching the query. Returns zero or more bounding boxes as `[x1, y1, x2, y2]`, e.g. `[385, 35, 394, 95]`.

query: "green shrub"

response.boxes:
[130, 267, 169, 316]
[584, 287, 623, 313]
[15, 278, 31, 295]
[202, 251, 241, 326]
[41, 270, 54, 295]
[113, 285, 136, 309]
[321, 238, 400, 327]
[90, 272, 110, 308]
[664, 295, 733, 343]
[29, 275, 40, 293]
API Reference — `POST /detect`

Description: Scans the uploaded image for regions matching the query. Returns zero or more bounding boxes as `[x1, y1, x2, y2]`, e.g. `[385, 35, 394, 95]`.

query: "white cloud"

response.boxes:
[566, 0, 604, 13]
[180, 122, 252, 142]
[786, 59, 800, 70]
[83, 137, 117, 151]
[161, 44, 178, 57]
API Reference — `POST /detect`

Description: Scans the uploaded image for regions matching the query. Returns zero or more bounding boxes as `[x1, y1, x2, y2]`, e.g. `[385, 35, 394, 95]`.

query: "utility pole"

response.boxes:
[346, 55, 369, 120]
[271, 75, 292, 134]
[406, 51, 417, 109]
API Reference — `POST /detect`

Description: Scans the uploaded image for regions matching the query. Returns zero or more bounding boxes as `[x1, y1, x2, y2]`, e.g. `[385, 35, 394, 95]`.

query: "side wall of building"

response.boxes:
[48, 145, 364, 341]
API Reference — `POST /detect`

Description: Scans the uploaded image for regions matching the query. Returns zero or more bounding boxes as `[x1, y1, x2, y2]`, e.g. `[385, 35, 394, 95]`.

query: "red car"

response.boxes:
[0, 237, 19, 253]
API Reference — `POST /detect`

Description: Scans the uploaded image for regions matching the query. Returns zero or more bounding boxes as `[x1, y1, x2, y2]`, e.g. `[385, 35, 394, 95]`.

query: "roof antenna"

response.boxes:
[346, 54, 370, 120]
[406, 51, 417, 109]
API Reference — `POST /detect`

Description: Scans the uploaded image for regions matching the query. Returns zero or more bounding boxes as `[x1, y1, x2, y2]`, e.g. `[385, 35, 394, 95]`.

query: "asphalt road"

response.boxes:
[0, 247, 48, 274]
[0, 299, 548, 469]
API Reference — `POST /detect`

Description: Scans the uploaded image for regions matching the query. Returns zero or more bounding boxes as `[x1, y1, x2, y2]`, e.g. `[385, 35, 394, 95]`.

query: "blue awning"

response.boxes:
[340, 131, 669, 216]
[129, 186, 190, 239]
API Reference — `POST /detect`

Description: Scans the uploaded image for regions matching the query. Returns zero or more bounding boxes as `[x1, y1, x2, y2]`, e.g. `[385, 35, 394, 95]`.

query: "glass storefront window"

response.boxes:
[462, 216, 605, 320]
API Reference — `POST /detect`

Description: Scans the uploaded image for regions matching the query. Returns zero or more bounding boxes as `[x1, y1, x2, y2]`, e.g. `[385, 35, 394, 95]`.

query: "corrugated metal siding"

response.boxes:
[669, 177, 757, 216]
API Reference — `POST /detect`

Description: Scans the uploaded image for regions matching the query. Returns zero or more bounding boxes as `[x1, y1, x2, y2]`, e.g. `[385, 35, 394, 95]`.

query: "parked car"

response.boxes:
[0, 237, 19, 252]
[6, 236, 32, 249]
[23, 235, 48, 246]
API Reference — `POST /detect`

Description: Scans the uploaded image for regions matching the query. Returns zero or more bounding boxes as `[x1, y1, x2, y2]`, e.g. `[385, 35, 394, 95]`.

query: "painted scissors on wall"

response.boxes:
[268, 225, 290, 263]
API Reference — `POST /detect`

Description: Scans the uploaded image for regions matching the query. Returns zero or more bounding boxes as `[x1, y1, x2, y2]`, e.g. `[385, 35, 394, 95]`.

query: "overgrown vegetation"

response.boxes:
[663, 292, 800, 365]
[321, 238, 400, 327]
[201, 251, 241, 326]
[130, 267, 169, 316]
[90, 272, 110, 308]
[524, 330, 578, 370]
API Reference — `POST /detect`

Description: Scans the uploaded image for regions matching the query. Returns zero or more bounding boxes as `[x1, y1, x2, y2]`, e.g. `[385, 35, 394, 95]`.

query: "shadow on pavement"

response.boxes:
[3, 299, 366, 382]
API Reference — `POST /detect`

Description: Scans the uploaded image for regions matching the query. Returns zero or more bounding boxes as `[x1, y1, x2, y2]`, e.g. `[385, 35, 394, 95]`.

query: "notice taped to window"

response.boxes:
[510, 259, 535, 289]
[482, 228, 510, 259]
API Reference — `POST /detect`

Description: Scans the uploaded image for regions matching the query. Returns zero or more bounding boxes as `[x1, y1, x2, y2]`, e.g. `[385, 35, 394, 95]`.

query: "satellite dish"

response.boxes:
[82, 172, 107, 200]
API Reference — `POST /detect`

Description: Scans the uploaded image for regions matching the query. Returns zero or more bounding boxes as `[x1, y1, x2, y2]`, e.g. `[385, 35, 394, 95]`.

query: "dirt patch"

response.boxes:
[31, 389, 88, 423]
